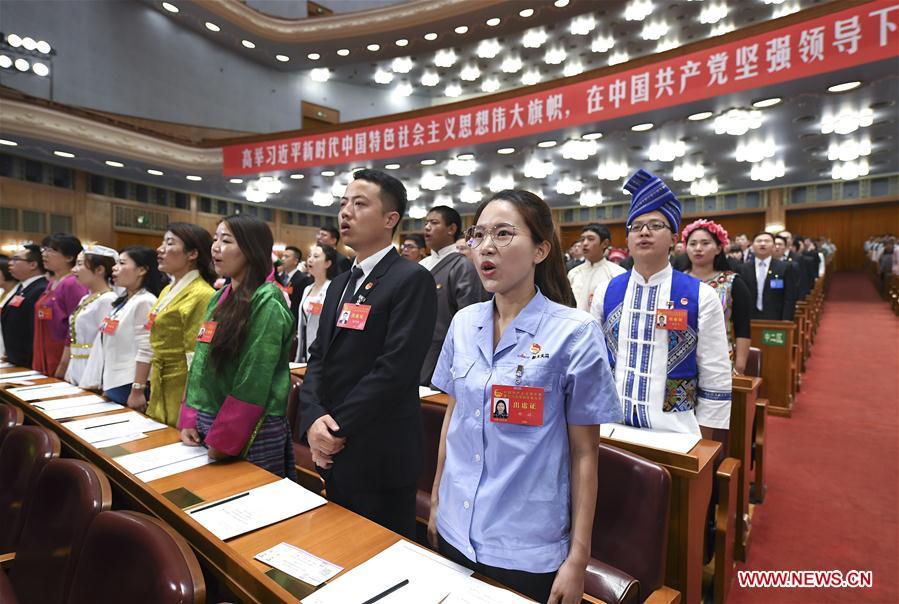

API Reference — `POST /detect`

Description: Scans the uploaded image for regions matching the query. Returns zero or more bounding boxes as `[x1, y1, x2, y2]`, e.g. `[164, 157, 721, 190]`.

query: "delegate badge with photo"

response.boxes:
[307, 301, 323, 316]
[37, 305, 53, 320]
[490, 384, 545, 426]
[655, 308, 688, 330]
[143, 311, 157, 331]
[8, 295, 25, 308]
[197, 321, 218, 343]
[336, 303, 371, 331]
[100, 317, 119, 335]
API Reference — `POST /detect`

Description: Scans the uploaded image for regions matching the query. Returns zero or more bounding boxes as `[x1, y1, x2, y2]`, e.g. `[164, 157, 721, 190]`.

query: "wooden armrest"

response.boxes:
[713, 458, 741, 604]
[645, 585, 682, 604]
[582, 594, 605, 604]
[0, 552, 15, 570]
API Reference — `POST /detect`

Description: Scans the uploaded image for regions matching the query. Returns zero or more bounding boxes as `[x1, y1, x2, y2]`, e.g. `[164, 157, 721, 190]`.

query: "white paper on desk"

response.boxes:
[289, 362, 307, 370]
[93, 432, 148, 448]
[303, 540, 474, 604]
[443, 576, 533, 604]
[0, 379, 35, 386]
[188, 477, 327, 541]
[11, 383, 85, 401]
[600, 424, 700, 454]
[32, 394, 107, 410]
[135, 454, 211, 482]
[419, 386, 443, 398]
[65, 410, 166, 435]
[43, 401, 124, 419]
[73, 422, 147, 444]
[0, 370, 44, 382]
[116, 442, 209, 475]
[0, 361, 13, 368]
[255, 542, 343, 587]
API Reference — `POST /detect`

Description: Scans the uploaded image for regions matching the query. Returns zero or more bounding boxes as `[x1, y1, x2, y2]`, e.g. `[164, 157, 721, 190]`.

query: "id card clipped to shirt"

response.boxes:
[491, 365, 545, 426]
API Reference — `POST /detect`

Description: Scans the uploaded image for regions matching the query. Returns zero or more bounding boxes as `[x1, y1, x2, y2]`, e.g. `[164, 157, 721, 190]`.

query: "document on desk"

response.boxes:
[43, 401, 124, 420]
[0, 370, 44, 384]
[31, 394, 106, 411]
[601, 424, 700, 454]
[255, 542, 343, 587]
[66, 410, 166, 444]
[188, 477, 327, 541]
[136, 454, 211, 482]
[10, 383, 86, 401]
[443, 576, 533, 604]
[116, 442, 209, 475]
[419, 386, 443, 398]
[303, 540, 473, 604]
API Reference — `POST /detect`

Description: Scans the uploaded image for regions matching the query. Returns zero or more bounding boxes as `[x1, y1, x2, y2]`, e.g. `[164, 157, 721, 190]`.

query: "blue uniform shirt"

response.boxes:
[431, 288, 622, 573]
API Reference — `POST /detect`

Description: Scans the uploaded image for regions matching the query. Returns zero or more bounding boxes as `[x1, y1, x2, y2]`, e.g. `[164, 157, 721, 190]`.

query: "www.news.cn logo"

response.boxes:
[738, 570, 874, 589]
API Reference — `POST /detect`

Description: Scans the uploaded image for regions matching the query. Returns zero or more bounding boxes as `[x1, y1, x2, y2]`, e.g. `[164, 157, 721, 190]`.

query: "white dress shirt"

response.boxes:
[754, 257, 770, 311]
[340, 244, 395, 301]
[568, 258, 626, 311]
[419, 242, 458, 271]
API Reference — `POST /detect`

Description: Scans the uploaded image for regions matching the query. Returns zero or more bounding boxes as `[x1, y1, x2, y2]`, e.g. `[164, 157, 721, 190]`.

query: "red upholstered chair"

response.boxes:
[744, 347, 762, 378]
[0, 426, 60, 551]
[416, 401, 446, 524]
[285, 378, 325, 494]
[0, 459, 111, 604]
[0, 403, 24, 445]
[66, 510, 205, 604]
[586, 444, 673, 604]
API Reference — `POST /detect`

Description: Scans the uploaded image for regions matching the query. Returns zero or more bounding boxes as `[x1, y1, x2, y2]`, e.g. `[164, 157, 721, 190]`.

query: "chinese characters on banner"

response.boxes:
[223, 1, 899, 176]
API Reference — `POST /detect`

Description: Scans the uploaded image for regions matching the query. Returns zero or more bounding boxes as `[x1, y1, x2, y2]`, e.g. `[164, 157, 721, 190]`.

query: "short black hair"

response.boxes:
[427, 205, 463, 240]
[774, 235, 788, 245]
[42, 232, 83, 267]
[353, 169, 407, 233]
[23, 244, 45, 273]
[320, 224, 340, 244]
[285, 245, 302, 261]
[404, 233, 426, 249]
[582, 223, 612, 243]
[753, 231, 775, 243]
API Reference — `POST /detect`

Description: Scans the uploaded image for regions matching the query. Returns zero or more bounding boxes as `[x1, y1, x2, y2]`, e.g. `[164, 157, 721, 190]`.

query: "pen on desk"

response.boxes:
[188, 491, 250, 514]
[359, 579, 410, 604]
[85, 419, 129, 430]
[609, 427, 615, 438]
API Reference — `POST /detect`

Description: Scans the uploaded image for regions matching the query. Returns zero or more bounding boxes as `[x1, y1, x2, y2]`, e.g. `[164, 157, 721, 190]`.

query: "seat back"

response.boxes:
[9, 459, 112, 604]
[66, 510, 205, 604]
[417, 401, 446, 495]
[0, 425, 60, 550]
[0, 402, 24, 445]
[745, 347, 762, 378]
[593, 444, 671, 597]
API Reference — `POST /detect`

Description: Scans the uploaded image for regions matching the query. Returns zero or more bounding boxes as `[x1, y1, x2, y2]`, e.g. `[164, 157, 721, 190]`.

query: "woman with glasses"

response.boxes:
[427, 189, 621, 604]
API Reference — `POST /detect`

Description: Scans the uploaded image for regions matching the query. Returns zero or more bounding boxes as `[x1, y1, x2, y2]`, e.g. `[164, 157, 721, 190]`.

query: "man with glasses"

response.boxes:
[591, 170, 731, 438]
[0, 244, 48, 368]
[400, 234, 426, 262]
[567, 223, 625, 311]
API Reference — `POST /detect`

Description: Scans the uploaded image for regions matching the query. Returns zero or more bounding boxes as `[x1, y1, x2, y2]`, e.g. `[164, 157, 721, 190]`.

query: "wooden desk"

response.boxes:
[749, 320, 796, 417]
[600, 436, 720, 604]
[730, 377, 762, 562]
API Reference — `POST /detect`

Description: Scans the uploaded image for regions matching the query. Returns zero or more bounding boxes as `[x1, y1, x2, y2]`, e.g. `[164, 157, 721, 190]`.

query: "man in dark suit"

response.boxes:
[419, 205, 485, 386]
[278, 245, 313, 323]
[317, 225, 353, 274]
[298, 169, 437, 538]
[739, 232, 798, 321]
[1, 245, 48, 367]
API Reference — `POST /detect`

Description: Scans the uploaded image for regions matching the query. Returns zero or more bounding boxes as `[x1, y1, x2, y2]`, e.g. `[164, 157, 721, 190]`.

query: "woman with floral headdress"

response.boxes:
[682, 219, 752, 375]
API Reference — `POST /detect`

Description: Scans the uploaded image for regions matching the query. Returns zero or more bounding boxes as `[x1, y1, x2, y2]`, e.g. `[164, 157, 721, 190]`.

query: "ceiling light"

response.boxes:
[408, 206, 428, 219]
[591, 34, 614, 53]
[420, 171, 447, 191]
[337, 48, 350, 56]
[7, 34, 22, 48]
[459, 187, 482, 204]
[710, 22, 735, 36]
[537, 140, 557, 148]
[395, 39, 408, 47]
[21, 37, 35, 51]
[641, 21, 669, 40]
[230, 178, 244, 183]
[445, 83, 462, 97]
[420, 71, 439, 86]
[312, 191, 335, 207]
[736, 138, 776, 163]
[309, 67, 331, 82]
[420, 159, 437, 166]
[750, 159, 785, 181]
[578, 189, 604, 207]
[544, 46, 567, 64]
[147, 169, 164, 176]
[321, 170, 336, 177]
[820, 107, 874, 134]
[521, 69, 541, 86]
[477, 39, 502, 59]
[457, 153, 475, 160]
[488, 173, 515, 192]
[0, 55, 11, 69]
[0, 139, 18, 146]
[105, 160, 124, 168]
[205, 22, 220, 32]
[374, 69, 394, 84]
[519, 8, 535, 18]
[481, 78, 500, 93]
[690, 178, 719, 196]
[827, 81, 861, 93]
[275, 54, 290, 62]
[53, 150, 75, 158]
[831, 159, 869, 180]
[752, 97, 781, 108]
[186, 175, 202, 181]
[241, 39, 255, 49]
[631, 122, 654, 131]
[554, 0, 570, 7]
[523, 157, 554, 178]
[14, 58, 29, 71]
[446, 157, 478, 176]
[246, 186, 267, 203]
[556, 176, 584, 195]
[672, 161, 705, 182]
[688, 111, 714, 121]
[608, 50, 630, 65]
[582, 132, 603, 140]
[563, 61, 584, 77]
[772, 1, 800, 18]
[648, 139, 687, 162]
[486, 17, 501, 27]
[424, 32, 438, 41]
[713, 108, 762, 135]
[454, 25, 469, 34]
[161, 2, 179, 13]
[367, 43, 380, 51]
[434, 49, 458, 68]
[460, 64, 481, 81]
[597, 159, 629, 181]
[385, 163, 401, 170]
[699, 3, 729, 24]
[497, 147, 515, 155]
[307, 52, 320, 60]
[522, 28, 548, 48]
[561, 139, 599, 160]
[32, 62, 49, 77]
[624, 0, 653, 21]
[827, 138, 872, 162]
[501, 56, 523, 73]
[289, 174, 304, 180]
[570, 15, 597, 36]
[656, 38, 680, 53]
[407, 186, 422, 200]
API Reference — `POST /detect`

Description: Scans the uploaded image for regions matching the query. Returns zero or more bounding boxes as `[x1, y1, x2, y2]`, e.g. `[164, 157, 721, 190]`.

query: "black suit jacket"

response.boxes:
[334, 252, 353, 275]
[298, 248, 437, 491]
[281, 269, 313, 322]
[738, 258, 798, 321]
[0, 277, 48, 367]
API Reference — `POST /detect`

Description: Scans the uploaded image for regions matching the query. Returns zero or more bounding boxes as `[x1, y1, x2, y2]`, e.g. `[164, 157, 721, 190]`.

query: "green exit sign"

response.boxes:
[762, 329, 786, 347]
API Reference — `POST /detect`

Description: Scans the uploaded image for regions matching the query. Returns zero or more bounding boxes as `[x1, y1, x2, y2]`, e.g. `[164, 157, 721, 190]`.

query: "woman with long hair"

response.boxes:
[146, 223, 215, 426]
[427, 190, 621, 603]
[179, 215, 296, 478]
[295, 243, 339, 363]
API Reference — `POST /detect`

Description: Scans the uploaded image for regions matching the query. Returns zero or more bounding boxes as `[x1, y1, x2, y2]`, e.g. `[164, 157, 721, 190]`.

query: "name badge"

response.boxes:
[286, 285, 294, 296]
[100, 317, 119, 335]
[655, 308, 688, 330]
[336, 303, 371, 330]
[8, 295, 25, 308]
[490, 384, 545, 426]
[37, 305, 53, 320]
[770, 279, 784, 289]
[308, 301, 323, 316]
[197, 321, 218, 343]
[143, 311, 157, 331]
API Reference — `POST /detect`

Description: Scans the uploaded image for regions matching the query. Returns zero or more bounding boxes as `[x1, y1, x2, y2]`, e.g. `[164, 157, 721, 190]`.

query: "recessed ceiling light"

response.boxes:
[321, 170, 336, 177]
[457, 153, 475, 160]
[582, 132, 603, 140]
[688, 111, 714, 121]
[486, 17, 501, 26]
[186, 175, 202, 181]
[395, 39, 408, 47]
[537, 140, 557, 148]
[497, 147, 515, 154]
[752, 97, 782, 108]
[148, 169, 164, 176]
[31, 62, 48, 77]
[385, 163, 401, 169]
[275, 54, 290, 62]
[307, 52, 320, 60]
[337, 48, 350, 57]
[14, 58, 29, 71]
[554, 0, 570, 6]
[289, 174, 304, 180]
[309, 67, 330, 81]
[230, 178, 244, 183]
[455, 25, 469, 34]
[0, 138, 18, 146]
[367, 43, 380, 51]
[519, 8, 535, 18]
[53, 150, 75, 158]
[424, 32, 438, 41]
[105, 160, 124, 168]
[631, 122, 654, 131]
[420, 159, 437, 165]
[161, 2, 179, 13]
[205, 22, 220, 32]
[828, 81, 861, 93]
[0, 55, 11, 69]
[241, 39, 255, 49]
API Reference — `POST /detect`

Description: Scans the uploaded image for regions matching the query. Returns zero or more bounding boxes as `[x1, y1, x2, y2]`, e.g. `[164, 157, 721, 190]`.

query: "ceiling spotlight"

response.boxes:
[477, 39, 502, 59]
[500, 56, 523, 73]
[555, 176, 584, 195]
[53, 150, 75, 158]
[631, 122, 654, 131]
[481, 78, 500, 93]
[0, 55, 12, 69]
[460, 64, 481, 81]
[641, 21, 670, 41]
[105, 160, 124, 168]
[750, 159, 785, 182]
[312, 191, 335, 207]
[445, 83, 462, 97]
[420, 159, 437, 166]
[241, 39, 255, 49]
[420, 71, 440, 87]
[523, 157, 555, 179]
[385, 163, 401, 170]
[570, 15, 597, 36]
[275, 54, 290, 62]
[396, 82, 413, 96]
[544, 46, 567, 65]
[289, 174, 304, 179]
[713, 108, 762, 135]
[309, 67, 331, 82]
[162, 2, 179, 13]
[561, 139, 599, 160]
[14, 58, 29, 72]
[690, 178, 719, 196]
[752, 97, 782, 108]
[522, 27, 548, 48]
[624, 0, 653, 22]
[597, 159, 630, 181]
[608, 51, 630, 66]
[6, 34, 22, 47]
[374, 69, 394, 84]
[147, 169, 164, 176]
[563, 61, 584, 77]
[497, 147, 515, 155]
[230, 178, 244, 183]
[408, 206, 428, 219]
[307, 52, 320, 60]
[321, 170, 336, 177]
[699, 3, 729, 24]
[367, 43, 380, 51]
[434, 48, 458, 68]
[446, 157, 478, 176]
[186, 175, 203, 181]
[578, 189, 604, 207]
[0, 138, 18, 146]
[424, 32, 438, 41]
[407, 186, 422, 200]
[32, 62, 49, 77]
[521, 69, 541, 86]
[827, 81, 861, 93]
[688, 111, 714, 121]
[454, 25, 469, 34]
[486, 17, 501, 27]
[582, 132, 603, 140]
[591, 35, 615, 53]
[519, 8, 535, 18]
[205, 22, 220, 32]
[457, 153, 475, 160]
[488, 172, 515, 192]
[537, 140, 557, 148]
[337, 48, 350, 56]
[648, 139, 687, 162]
[391, 56, 414, 73]
[710, 22, 736, 36]
[555, 0, 570, 6]
[395, 39, 409, 47]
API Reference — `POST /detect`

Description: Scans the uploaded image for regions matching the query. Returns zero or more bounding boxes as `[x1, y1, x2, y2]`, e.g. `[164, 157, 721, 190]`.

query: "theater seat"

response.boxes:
[745, 347, 762, 378]
[1, 459, 111, 604]
[286, 378, 325, 494]
[66, 510, 205, 604]
[0, 426, 60, 551]
[588, 444, 672, 604]
[416, 401, 446, 523]
[0, 403, 24, 444]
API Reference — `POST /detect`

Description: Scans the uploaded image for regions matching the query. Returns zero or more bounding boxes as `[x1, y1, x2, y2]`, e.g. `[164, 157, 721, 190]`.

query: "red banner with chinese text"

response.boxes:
[223, 0, 899, 176]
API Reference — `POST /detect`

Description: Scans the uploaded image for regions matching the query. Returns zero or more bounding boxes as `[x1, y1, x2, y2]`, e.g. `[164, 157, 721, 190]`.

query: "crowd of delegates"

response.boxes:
[866, 234, 899, 277]
[0, 166, 832, 603]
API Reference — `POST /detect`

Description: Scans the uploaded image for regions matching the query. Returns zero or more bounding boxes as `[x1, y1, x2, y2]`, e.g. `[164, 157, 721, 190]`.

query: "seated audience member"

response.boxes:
[180, 215, 296, 478]
[737, 232, 799, 321]
[0, 245, 48, 368]
[567, 223, 626, 311]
